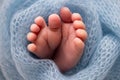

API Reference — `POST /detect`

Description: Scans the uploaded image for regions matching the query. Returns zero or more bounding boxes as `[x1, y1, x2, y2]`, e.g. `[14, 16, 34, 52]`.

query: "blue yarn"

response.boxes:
[0, 0, 120, 80]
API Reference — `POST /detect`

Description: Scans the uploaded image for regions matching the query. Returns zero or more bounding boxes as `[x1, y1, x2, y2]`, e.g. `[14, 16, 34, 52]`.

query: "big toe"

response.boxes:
[48, 14, 61, 29]
[47, 14, 62, 49]
[60, 7, 72, 23]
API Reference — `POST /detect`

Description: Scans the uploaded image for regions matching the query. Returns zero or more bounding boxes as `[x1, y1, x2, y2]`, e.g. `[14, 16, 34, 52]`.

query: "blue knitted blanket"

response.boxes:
[0, 0, 120, 80]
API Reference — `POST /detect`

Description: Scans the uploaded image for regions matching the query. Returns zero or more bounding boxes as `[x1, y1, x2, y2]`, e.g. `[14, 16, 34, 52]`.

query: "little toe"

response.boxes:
[73, 38, 85, 53]
[34, 16, 46, 28]
[60, 7, 72, 23]
[73, 21, 86, 30]
[48, 14, 61, 29]
[30, 24, 40, 33]
[72, 13, 82, 21]
[27, 32, 37, 42]
[76, 29, 88, 42]
[27, 43, 37, 53]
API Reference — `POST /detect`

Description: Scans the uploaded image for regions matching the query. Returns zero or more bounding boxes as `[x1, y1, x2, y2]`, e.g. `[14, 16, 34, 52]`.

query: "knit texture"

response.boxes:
[0, 0, 120, 80]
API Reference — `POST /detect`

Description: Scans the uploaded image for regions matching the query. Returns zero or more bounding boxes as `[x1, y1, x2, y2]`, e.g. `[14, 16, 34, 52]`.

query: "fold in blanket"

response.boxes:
[0, 0, 120, 80]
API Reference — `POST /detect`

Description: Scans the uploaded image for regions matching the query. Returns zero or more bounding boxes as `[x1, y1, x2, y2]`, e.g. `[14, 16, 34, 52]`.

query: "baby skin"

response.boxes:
[27, 7, 87, 72]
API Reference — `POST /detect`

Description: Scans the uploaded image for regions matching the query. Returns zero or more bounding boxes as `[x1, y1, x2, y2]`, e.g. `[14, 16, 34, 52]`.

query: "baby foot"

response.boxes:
[27, 14, 62, 59]
[54, 7, 88, 72]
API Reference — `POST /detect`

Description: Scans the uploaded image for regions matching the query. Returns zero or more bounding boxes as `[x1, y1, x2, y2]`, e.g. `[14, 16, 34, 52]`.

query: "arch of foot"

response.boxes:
[9, 0, 120, 80]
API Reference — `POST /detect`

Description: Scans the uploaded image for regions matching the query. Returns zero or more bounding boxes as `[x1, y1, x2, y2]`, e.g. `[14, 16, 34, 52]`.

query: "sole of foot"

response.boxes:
[27, 14, 62, 59]
[54, 7, 88, 72]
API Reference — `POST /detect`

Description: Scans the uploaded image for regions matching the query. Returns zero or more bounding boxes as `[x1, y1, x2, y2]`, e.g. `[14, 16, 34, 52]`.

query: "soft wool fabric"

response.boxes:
[0, 0, 120, 80]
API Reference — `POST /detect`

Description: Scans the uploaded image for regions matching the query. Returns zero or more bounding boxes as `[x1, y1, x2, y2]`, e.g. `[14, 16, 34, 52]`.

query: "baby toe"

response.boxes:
[74, 38, 85, 50]
[34, 16, 46, 28]
[27, 43, 37, 53]
[76, 29, 88, 42]
[73, 21, 86, 30]
[27, 32, 37, 42]
[30, 24, 40, 33]
[72, 13, 82, 21]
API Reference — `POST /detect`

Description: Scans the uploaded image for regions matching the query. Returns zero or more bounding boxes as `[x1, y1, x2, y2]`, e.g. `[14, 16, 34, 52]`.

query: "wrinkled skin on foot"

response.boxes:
[27, 7, 88, 72]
